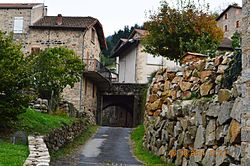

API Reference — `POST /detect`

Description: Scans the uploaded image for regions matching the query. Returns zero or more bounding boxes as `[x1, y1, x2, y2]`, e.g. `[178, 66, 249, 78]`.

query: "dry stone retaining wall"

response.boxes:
[23, 136, 50, 166]
[144, 52, 242, 165]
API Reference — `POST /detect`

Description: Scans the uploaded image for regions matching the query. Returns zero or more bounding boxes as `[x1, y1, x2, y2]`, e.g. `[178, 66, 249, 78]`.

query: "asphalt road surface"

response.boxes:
[51, 127, 142, 166]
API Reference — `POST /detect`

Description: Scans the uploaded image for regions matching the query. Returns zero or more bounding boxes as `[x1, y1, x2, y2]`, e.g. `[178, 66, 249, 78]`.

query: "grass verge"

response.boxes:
[131, 125, 173, 166]
[0, 141, 29, 166]
[50, 125, 99, 160]
[17, 108, 74, 134]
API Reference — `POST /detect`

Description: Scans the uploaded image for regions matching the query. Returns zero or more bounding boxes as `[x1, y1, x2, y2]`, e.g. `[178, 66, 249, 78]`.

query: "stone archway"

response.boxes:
[102, 103, 133, 127]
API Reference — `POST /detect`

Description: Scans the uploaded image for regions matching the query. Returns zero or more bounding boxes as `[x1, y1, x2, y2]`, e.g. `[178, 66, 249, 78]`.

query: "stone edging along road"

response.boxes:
[23, 135, 50, 166]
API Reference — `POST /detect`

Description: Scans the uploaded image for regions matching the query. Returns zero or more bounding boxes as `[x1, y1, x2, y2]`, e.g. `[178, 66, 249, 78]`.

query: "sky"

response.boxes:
[0, 0, 242, 36]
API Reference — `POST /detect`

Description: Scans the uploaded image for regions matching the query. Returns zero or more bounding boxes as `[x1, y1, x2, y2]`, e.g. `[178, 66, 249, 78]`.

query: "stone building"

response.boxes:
[216, 5, 242, 50]
[111, 29, 177, 83]
[0, 3, 47, 45]
[216, 4, 242, 38]
[0, 3, 110, 116]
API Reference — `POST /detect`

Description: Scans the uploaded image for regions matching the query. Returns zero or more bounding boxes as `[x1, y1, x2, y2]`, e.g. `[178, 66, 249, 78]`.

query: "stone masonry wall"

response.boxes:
[144, 52, 242, 165]
[23, 136, 50, 166]
[44, 120, 86, 151]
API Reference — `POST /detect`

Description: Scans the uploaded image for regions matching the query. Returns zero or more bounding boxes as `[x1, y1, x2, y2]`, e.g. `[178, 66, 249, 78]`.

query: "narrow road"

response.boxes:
[51, 127, 142, 166]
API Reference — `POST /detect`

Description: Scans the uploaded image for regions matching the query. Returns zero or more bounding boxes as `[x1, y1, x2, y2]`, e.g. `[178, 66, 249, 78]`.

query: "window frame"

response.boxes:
[13, 17, 24, 33]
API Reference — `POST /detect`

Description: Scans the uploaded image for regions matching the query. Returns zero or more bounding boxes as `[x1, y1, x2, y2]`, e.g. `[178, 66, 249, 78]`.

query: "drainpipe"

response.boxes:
[79, 30, 87, 112]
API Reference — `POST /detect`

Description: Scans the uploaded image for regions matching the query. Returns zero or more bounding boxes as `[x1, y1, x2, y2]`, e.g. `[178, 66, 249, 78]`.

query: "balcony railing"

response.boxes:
[83, 59, 112, 81]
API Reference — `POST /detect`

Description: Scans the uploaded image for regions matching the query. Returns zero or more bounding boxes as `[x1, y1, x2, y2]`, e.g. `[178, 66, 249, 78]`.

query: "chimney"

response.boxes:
[56, 14, 62, 25]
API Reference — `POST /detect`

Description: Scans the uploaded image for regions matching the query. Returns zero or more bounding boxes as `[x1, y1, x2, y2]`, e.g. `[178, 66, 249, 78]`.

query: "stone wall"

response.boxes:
[24, 136, 50, 166]
[144, 52, 242, 165]
[44, 120, 86, 151]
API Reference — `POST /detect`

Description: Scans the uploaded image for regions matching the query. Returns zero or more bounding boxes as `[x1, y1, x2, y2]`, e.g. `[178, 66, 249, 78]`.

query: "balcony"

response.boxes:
[83, 59, 112, 90]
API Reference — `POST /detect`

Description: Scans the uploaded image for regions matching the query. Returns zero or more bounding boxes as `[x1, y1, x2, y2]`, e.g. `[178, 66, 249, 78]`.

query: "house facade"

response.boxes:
[0, 3, 110, 115]
[111, 29, 177, 83]
[216, 5, 242, 38]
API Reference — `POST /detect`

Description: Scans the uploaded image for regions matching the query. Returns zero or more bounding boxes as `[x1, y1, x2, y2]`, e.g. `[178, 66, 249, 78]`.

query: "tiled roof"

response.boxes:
[0, 3, 43, 9]
[219, 37, 233, 49]
[31, 16, 97, 29]
[30, 16, 107, 50]
[216, 5, 242, 21]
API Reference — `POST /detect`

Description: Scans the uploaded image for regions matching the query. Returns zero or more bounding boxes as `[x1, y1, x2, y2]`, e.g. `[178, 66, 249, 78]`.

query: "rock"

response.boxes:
[218, 89, 231, 103]
[174, 122, 182, 138]
[205, 119, 216, 146]
[180, 81, 192, 91]
[193, 149, 205, 163]
[241, 126, 250, 142]
[216, 146, 228, 166]
[227, 145, 241, 161]
[164, 81, 171, 91]
[190, 76, 200, 83]
[226, 119, 241, 144]
[214, 56, 223, 66]
[166, 71, 176, 81]
[179, 117, 188, 131]
[195, 60, 206, 71]
[230, 97, 245, 122]
[202, 149, 216, 166]
[200, 82, 213, 96]
[216, 124, 229, 142]
[166, 105, 176, 120]
[154, 109, 162, 117]
[175, 149, 184, 165]
[218, 101, 233, 125]
[148, 94, 159, 103]
[221, 56, 230, 65]
[151, 83, 160, 94]
[182, 91, 192, 100]
[165, 122, 174, 136]
[183, 131, 193, 147]
[171, 90, 177, 100]
[200, 71, 213, 81]
[188, 126, 197, 140]
[149, 99, 163, 111]
[217, 65, 228, 74]
[158, 145, 165, 156]
[156, 75, 164, 82]
[215, 75, 223, 84]
[206, 103, 220, 118]
[172, 76, 182, 83]
[194, 125, 205, 149]
[184, 70, 192, 80]
[191, 83, 199, 92]
[160, 104, 168, 117]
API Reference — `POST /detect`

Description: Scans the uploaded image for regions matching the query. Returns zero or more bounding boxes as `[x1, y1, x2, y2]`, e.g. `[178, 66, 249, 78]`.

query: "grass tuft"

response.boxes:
[131, 125, 174, 166]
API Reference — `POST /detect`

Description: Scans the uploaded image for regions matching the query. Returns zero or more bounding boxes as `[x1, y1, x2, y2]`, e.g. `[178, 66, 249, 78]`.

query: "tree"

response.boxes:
[0, 32, 33, 126]
[27, 47, 85, 110]
[231, 32, 241, 50]
[142, 0, 224, 61]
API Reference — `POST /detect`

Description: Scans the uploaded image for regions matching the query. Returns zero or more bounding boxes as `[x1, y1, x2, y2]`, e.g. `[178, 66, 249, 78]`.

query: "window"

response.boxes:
[31, 47, 40, 54]
[13, 17, 24, 33]
[84, 78, 88, 95]
[147, 54, 163, 65]
[225, 13, 228, 20]
[224, 25, 228, 32]
[92, 83, 95, 98]
[236, 20, 240, 28]
[91, 28, 95, 44]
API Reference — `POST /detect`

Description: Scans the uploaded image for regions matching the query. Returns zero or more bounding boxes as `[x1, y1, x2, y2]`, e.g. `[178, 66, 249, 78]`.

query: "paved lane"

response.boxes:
[51, 127, 142, 166]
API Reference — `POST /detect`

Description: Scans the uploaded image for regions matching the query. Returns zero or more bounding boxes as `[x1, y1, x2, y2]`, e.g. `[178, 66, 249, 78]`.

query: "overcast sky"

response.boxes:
[0, 0, 242, 36]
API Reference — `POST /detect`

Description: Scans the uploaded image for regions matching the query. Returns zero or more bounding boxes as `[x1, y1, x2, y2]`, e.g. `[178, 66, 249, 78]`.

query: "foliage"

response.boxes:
[131, 125, 173, 165]
[17, 108, 73, 134]
[231, 32, 241, 50]
[51, 125, 98, 160]
[101, 24, 143, 69]
[27, 47, 85, 110]
[142, 0, 224, 61]
[0, 32, 34, 126]
[0, 141, 29, 166]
